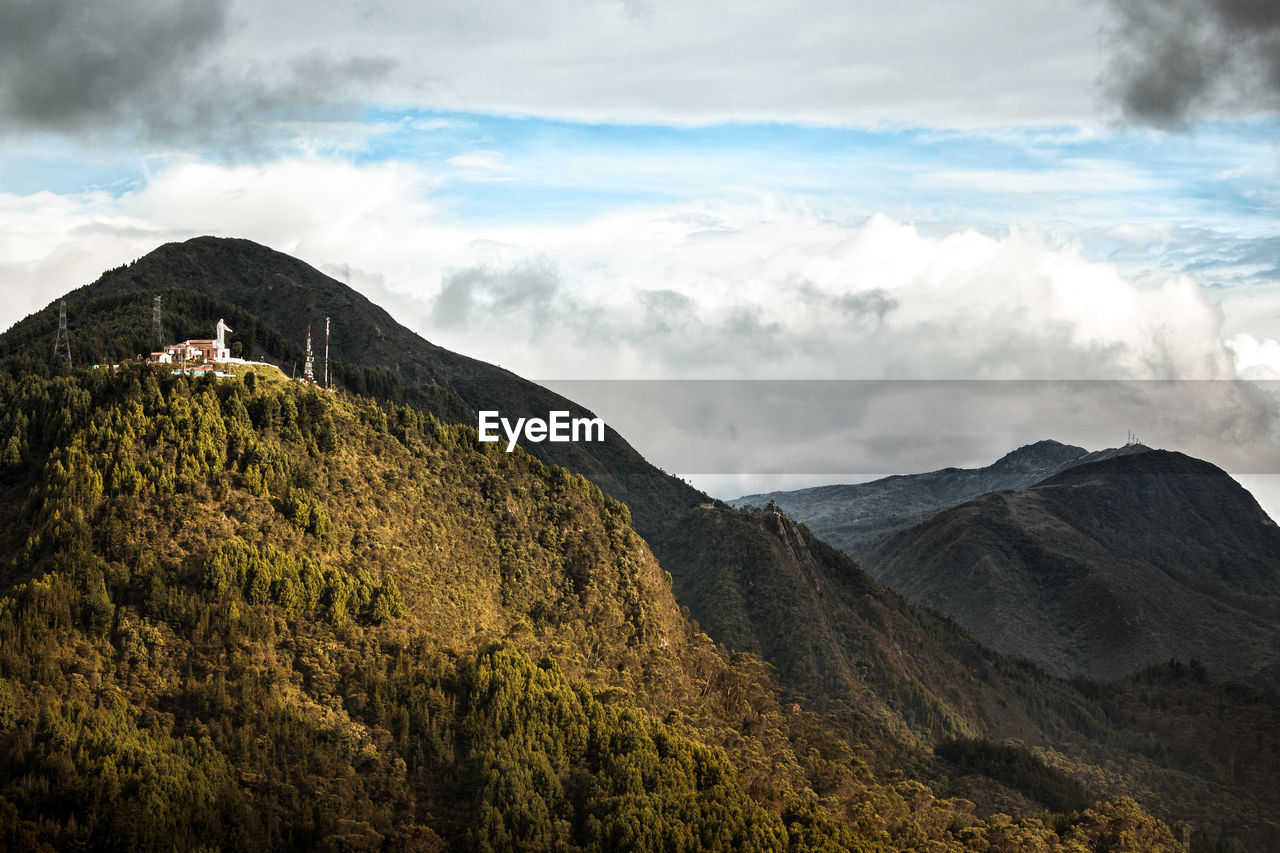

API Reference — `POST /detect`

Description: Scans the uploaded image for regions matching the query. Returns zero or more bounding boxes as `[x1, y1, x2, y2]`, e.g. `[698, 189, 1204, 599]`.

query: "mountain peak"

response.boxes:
[861, 444, 1280, 684]
[989, 439, 1088, 472]
[731, 439, 1098, 553]
[0, 235, 706, 531]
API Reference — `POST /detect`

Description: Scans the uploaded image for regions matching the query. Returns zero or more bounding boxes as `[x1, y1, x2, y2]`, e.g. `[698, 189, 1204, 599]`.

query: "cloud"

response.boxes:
[374, 0, 1108, 127]
[5, 155, 1278, 497]
[447, 151, 506, 171]
[0, 0, 396, 149]
[1104, 0, 1280, 124]
[1226, 332, 1280, 378]
[0, 157, 1245, 387]
[0, 186, 173, 328]
[11, 0, 1277, 149]
[547, 378, 1280, 483]
[0, 0, 1117, 148]
[430, 259, 562, 329]
[418, 212, 1237, 382]
[0, 0, 229, 132]
[0, 156, 443, 332]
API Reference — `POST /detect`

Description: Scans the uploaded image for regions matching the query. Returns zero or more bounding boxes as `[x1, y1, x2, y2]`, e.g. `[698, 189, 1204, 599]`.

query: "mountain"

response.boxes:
[731, 440, 1150, 554]
[661, 502, 1050, 745]
[0, 235, 705, 532]
[663, 501, 1280, 851]
[1, 237, 1274, 849]
[859, 449, 1280, 685]
[0, 365, 1190, 851]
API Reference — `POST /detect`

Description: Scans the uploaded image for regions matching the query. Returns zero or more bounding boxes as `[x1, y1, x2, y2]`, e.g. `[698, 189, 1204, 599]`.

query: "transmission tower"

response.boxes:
[303, 325, 316, 384]
[324, 316, 330, 390]
[152, 296, 164, 349]
[53, 300, 72, 367]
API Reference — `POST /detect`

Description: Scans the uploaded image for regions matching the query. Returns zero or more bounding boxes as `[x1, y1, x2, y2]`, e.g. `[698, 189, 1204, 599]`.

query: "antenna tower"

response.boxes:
[53, 300, 72, 367]
[303, 325, 316, 384]
[324, 316, 330, 390]
[152, 295, 164, 349]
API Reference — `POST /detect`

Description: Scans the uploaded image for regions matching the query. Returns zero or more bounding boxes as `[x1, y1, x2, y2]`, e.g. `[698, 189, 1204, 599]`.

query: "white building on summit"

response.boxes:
[151, 318, 234, 364]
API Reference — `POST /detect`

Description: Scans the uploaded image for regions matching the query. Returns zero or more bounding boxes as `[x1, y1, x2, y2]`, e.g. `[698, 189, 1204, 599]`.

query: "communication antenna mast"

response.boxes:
[324, 316, 330, 390]
[152, 295, 164, 349]
[53, 300, 72, 367]
[303, 324, 315, 384]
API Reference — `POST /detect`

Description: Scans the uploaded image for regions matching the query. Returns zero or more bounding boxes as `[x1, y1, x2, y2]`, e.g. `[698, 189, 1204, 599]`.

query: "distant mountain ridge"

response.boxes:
[731, 439, 1150, 554]
[860, 448, 1280, 684]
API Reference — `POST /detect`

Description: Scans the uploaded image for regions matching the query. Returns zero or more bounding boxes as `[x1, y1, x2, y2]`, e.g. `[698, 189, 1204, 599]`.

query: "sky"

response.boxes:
[2, 0, 1279, 502]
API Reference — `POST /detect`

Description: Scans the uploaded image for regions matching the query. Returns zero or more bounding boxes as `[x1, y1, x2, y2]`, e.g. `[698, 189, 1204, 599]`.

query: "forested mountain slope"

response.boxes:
[659, 502, 1280, 852]
[0, 236, 704, 532]
[0, 366, 1183, 850]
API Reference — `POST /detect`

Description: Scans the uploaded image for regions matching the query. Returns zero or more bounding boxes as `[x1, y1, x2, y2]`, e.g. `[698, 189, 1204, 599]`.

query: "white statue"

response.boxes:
[215, 318, 232, 356]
